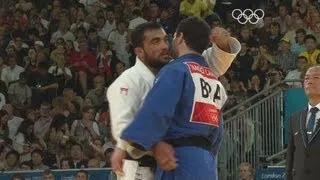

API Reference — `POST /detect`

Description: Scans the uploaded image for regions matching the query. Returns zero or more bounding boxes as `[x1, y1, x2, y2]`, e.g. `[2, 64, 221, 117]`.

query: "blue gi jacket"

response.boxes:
[121, 53, 228, 180]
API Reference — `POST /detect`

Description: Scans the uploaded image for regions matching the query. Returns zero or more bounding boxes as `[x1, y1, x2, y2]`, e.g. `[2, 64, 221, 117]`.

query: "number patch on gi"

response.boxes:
[185, 62, 227, 127]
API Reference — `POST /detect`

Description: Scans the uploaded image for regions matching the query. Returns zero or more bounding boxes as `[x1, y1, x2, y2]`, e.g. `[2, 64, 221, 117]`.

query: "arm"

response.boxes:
[63, 67, 72, 80]
[42, 83, 59, 90]
[203, 35, 241, 77]
[285, 116, 295, 180]
[107, 77, 143, 154]
[121, 66, 184, 150]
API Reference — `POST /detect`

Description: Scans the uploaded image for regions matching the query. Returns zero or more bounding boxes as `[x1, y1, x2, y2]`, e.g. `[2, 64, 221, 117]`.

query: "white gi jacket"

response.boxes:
[107, 37, 241, 158]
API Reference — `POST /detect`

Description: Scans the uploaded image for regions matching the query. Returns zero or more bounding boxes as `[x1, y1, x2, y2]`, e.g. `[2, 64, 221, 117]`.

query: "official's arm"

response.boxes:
[285, 115, 295, 180]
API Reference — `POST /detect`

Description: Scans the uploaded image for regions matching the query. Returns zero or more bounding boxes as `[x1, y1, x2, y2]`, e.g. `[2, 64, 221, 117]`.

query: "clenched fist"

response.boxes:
[210, 27, 231, 53]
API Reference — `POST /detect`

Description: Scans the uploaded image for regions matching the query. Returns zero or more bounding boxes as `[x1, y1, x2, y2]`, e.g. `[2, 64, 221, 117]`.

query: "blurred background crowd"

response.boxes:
[0, 0, 320, 179]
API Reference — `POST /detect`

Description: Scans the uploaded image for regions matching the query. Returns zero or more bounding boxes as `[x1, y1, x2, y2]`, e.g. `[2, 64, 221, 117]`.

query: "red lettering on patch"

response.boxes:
[190, 102, 220, 127]
[186, 62, 217, 79]
[120, 87, 128, 95]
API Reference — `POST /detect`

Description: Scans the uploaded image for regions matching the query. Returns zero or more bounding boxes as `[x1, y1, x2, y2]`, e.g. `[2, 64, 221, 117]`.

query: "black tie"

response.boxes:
[307, 107, 319, 140]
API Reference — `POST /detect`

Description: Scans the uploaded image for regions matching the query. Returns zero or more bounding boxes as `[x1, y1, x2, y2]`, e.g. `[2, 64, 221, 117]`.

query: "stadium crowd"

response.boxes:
[0, 0, 320, 179]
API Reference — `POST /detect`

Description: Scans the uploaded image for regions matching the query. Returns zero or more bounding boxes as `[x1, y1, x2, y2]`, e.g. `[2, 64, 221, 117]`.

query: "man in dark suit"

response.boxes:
[286, 65, 320, 180]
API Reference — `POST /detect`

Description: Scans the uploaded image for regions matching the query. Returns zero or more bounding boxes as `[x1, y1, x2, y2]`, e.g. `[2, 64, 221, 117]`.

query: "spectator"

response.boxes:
[265, 22, 282, 55]
[235, 42, 254, 87]
[112, 61, 126, 79]
[0, 110, 9, 141]
[128, 8, 148, 42]
[3, 150, 20, 171]
[108, 20, 130, 68]
[275, 38, 296, 73]
[50, 19, 75, 44]
[290, 28, 307, 57]
[59, 157, 71, 169]
[28, 61, 59, 106]
[103, 147, 113, 168]
[179, 0, 207, 19]
[247, 74, 263, 97]
[13, 119, 36, 162]
[299, 34, 320, 65]
[239, 162, 254, 180]
[75, 169, 89, 180]
[42, 169, 55, 180]
[70, 40, 97, 95]
[69, 142, 88, 169]
[71, 106, 100, 145]
[3, 104, 23, 141]
[8, 72, 32, 113]
[87, 158, 100, 168]
[48, 52, 72, 95]
[10, 174, 25, 180]
[33, 102, 52, 138]
[1, 56, 24, 88]
[30, 149, 49, 170]
[272, 4, 292, 35]
[285, 56, 308, 88]
[85, 76, 107, 110]
[96, 39, 113, 82]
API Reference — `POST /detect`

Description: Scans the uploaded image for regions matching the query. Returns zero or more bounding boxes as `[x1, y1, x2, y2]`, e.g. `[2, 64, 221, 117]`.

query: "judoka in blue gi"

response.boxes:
[121, 17, 228, 180]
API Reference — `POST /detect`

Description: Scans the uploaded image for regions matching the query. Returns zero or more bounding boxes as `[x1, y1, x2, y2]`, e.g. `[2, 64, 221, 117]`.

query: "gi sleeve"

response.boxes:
[203, 37, 241, 77]
[107, 79, 141, 151]
[211, 113, 224, 156]
[121, 66, 185, 150]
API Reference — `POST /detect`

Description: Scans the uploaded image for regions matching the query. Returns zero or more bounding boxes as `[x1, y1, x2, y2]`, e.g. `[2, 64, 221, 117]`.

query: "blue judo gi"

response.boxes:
[121, 53, 228, 180]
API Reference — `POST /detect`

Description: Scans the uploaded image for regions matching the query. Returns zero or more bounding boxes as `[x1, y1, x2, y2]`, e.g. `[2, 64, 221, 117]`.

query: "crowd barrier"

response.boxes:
[0, 168, 114, 180]
[255, 167, 285, 180]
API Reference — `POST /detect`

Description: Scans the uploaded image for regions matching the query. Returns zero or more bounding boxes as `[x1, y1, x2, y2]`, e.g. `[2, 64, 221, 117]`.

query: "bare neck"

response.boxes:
[309, 97, 320, 106]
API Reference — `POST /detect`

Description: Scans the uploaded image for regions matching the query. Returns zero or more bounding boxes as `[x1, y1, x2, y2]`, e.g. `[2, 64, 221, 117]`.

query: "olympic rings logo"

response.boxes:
[231, 9, 265, 24]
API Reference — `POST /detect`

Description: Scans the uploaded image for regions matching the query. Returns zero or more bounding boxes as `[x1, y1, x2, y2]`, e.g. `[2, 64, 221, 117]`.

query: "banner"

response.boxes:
[256, 167, 285, 180]
[283, 88, 308, 144]
[0, 168, 114, 180]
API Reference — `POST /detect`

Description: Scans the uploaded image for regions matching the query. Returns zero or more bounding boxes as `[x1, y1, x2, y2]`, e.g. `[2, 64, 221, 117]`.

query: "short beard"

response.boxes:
[144, 51, 168, 69]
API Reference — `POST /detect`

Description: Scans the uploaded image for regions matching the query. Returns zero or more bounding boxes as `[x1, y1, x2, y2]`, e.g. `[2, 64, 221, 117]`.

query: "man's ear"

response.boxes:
[176, 32, 184, 45]
[134, 47, 144, 59]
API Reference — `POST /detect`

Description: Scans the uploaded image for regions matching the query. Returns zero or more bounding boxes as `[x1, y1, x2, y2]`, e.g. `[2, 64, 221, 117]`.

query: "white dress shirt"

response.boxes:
[306, 103, 320, 131]
[7, 116, 24, 141]
[1, 65, 24, 86]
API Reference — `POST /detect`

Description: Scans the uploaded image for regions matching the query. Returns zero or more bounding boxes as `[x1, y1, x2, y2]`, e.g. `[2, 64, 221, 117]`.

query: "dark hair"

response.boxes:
[132, 8, 142, 16]
[175, 17, 211, 53]
[88, 28, 96, 34]
[11, 174, 25, 180]
[19, 72, 27, 79]
[71, 142, 83, 151]
[31, 149, 44, 158]
[304, 34, 317, 42]
[296, 28, 306, 35]
[6, 150, 20, 159]
[76, 170, 88, 178]
[0, 109, 7, 119]
[297, 56, 308, 62]
[43, 169, 53, 176]
[16, 119, 34, 136]
[60, 157, 72, 167]
[131, 22, 163, 48]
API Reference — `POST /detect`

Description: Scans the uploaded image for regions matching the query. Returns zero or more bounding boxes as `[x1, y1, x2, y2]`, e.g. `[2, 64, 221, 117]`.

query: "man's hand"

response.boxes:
[210, 27, 231, 53]
[111, 147, 127, 176]
[152, 141, 178, 171]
